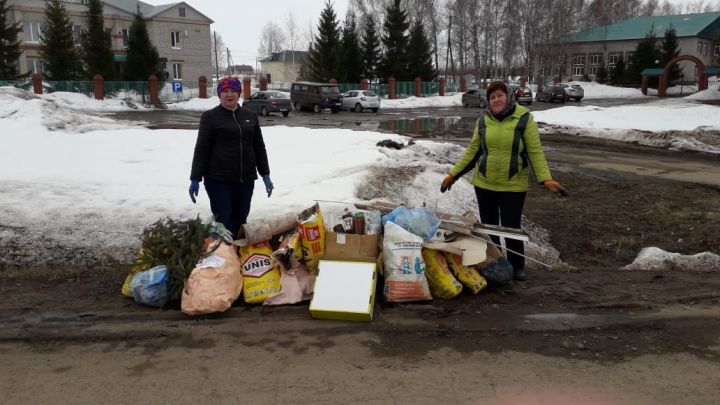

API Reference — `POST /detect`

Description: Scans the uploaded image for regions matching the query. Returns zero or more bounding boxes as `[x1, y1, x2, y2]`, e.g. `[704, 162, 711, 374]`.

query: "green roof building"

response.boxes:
[536, 12, 720, 80]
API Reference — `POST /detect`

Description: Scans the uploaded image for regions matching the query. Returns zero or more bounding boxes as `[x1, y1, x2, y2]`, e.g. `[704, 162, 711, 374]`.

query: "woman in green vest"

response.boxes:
[441, 81, 567, 281]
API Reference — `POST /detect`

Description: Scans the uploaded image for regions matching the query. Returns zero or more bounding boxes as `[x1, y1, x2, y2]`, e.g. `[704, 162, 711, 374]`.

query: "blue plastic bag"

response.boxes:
[382, 205, 440, 241]
[130, 265, 169, 307]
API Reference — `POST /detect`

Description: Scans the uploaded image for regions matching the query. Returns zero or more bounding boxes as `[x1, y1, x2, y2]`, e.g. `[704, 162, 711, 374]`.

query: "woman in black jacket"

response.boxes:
[188, 76, 273, 238]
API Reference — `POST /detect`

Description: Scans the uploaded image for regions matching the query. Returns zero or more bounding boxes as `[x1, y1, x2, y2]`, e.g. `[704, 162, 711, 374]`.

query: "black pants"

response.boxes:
[475, 187, 527, 271]
[204, 178, 255, 237]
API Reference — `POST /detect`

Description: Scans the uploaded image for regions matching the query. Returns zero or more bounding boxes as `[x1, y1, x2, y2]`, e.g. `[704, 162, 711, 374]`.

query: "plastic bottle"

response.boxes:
[341, 208, 355, 234]
[353, 212, 365, 236]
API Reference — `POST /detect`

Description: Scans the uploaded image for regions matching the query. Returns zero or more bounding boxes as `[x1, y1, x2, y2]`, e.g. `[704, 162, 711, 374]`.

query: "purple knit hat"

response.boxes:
[217, 77, 242, 96]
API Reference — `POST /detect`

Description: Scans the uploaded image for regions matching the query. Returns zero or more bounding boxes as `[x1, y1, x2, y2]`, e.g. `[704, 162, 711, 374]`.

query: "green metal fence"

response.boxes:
[104, 81, 149, 104]
[368, 83, 388, 97]
[337, 83, 360, 93]
[46, 81, 94, 96]
[0, 80, 32, 90]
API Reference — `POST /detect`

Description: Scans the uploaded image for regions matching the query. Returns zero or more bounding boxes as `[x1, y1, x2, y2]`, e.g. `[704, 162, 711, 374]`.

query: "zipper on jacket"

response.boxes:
[232, 109, 243, 180]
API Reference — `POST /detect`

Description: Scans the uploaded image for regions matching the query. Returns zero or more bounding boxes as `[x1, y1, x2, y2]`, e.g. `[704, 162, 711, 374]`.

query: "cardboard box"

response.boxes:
[324, 231, 380, 260]
[309, 259, 377, 322]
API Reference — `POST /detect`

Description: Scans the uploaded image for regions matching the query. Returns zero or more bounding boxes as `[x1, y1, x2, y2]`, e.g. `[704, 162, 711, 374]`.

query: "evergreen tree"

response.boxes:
[406, 19, 436, 81]
[81, 0, 115, 80]
[305, 0, 341, 82]
[123, 12, 162, 81]
[378, 0, 410, 82]
[659, 25, 682, 84]
[39, 0, 83, 80]
[627, 28, 661, 87]
[595, 65, 608, 84]
[339, 15, 363, 83]
[360, 15, 380, 81]
[610, 55, 626, 85]
[0, 0, 22, 79]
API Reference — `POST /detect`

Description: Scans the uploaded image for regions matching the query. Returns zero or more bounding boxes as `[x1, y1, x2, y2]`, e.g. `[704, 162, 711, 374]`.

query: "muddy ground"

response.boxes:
[2, 104, 720, 403]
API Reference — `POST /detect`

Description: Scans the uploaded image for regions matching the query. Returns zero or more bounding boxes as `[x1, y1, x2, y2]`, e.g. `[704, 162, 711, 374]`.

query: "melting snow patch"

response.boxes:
[623, 247, 720, 272]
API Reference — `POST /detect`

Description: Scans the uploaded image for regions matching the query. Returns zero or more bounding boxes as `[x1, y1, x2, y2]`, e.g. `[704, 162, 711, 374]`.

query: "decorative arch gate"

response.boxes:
[658, 55, 707, 97]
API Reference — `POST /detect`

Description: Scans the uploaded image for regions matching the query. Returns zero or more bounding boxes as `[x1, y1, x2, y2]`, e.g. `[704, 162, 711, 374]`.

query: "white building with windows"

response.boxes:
[7, 0, 213, 83]
[535, 12, 720, 80]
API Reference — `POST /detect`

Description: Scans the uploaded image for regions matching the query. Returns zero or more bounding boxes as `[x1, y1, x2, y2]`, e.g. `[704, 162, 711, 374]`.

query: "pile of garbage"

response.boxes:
[122, 201, 516, 319]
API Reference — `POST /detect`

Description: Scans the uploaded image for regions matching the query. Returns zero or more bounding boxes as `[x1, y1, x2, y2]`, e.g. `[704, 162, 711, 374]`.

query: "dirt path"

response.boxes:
[1, 266, 719, 404]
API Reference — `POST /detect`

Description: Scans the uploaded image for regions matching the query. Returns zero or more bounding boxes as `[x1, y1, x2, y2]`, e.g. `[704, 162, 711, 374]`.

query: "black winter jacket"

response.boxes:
[190, 105, 270, 183]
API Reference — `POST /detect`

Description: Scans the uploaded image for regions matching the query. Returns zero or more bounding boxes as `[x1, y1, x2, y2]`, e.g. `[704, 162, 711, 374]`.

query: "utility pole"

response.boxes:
[213, 31, 219, 80]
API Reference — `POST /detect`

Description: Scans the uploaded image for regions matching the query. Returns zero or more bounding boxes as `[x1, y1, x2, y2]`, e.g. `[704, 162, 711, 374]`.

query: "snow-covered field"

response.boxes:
[0, 85, 718, 270]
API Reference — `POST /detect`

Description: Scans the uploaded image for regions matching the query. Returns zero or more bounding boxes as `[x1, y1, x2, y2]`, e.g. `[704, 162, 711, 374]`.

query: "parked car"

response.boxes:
[535, 85, 567, 103]
[342, 89, 380, 112]
[461, 89, 488, 108]
[290, 81, 343, 113]
[243, 91, 292, 116]
[513, 86, 533, 105]
[559, 83, 584, 101]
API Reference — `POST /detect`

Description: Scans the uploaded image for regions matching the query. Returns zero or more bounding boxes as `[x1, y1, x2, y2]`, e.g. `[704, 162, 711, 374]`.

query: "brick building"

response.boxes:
[7, 0, 213, 83]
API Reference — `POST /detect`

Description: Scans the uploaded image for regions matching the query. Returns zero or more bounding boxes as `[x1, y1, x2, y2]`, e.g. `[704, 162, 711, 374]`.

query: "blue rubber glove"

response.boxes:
[189, 180, 200, 203]
[262, 175, 274, 197]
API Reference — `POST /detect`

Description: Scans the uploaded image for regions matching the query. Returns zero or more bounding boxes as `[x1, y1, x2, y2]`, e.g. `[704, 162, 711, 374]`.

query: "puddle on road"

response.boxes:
[375, 116, 475, 137]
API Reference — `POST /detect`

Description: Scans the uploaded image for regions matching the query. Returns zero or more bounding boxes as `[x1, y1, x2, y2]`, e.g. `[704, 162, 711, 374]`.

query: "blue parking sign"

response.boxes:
[172, 81, 183, 92]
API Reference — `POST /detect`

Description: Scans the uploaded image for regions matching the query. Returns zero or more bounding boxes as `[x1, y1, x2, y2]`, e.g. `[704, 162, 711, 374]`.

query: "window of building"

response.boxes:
[608, 52, 622, 68]
[22, 21, 42, 42]
[171, 31, 181, 48]
[702, 42, 708, 55]
[625, 51, 635, 65]
[588, 53, 602, 75]
[172, 63, 182, 80]
[697, 41, 703, 54]
[571, 54, 586, 76]
[178, 7, 186, 17]
[715, 43, 720, 56]
[26, 59, 43, 75]
[72, 25, 83, 45]
[121, 28, 129, 48]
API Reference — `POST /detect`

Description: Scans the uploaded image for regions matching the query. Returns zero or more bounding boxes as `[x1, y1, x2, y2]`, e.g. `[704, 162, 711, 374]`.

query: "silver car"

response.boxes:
[342, 90, 380, 112]
[559, 83, 584, 101]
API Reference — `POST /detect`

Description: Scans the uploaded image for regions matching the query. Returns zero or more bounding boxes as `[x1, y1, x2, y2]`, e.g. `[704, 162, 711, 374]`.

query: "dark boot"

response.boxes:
[513, 268, 527, 281]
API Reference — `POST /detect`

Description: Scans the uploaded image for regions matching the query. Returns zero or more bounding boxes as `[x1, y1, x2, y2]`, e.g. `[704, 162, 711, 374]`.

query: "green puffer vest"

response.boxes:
[449, 104, 552, 192]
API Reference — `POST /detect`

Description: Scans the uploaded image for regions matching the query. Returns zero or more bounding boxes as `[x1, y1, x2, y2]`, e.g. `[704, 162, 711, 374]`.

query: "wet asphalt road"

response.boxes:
[111, 97, 660, 132]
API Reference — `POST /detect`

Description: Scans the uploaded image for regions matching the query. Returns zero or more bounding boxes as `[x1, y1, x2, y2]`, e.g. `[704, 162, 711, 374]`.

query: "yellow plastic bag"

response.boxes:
[297, 204, 326, 274]
[121, 248, 154, 297]
[239, 241, 281, 304]
[445, 252, 487, 294]
[421, 248, 463, 299]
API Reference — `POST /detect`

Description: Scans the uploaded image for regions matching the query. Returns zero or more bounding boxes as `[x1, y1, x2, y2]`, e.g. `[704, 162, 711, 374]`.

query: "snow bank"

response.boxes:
[684, 89, 720, 101]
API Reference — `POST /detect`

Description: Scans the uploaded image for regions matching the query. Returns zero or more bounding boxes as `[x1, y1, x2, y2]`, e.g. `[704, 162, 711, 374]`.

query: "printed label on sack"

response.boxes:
[302, 225, 321, 241]
[242, 253, 273, 277]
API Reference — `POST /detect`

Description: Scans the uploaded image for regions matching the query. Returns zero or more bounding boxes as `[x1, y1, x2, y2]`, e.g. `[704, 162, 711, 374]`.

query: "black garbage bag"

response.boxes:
[478, 256, 513, 287]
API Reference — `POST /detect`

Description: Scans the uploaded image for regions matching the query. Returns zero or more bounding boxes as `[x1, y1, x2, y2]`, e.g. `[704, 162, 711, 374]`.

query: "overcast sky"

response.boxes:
[141, 0, 350, 68]
[140, 0, 708, 68]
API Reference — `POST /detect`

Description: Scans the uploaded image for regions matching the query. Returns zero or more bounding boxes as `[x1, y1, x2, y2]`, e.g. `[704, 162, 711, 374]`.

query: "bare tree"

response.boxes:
[257, 21, 287, 57]
[655, 0, 679, 15]
[211, 32, 227, 76]
[348, 0, 387, 24]
[406, 0, 443, 72]
[284, 12, 303, 80]
[684, 0, 709, 13]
